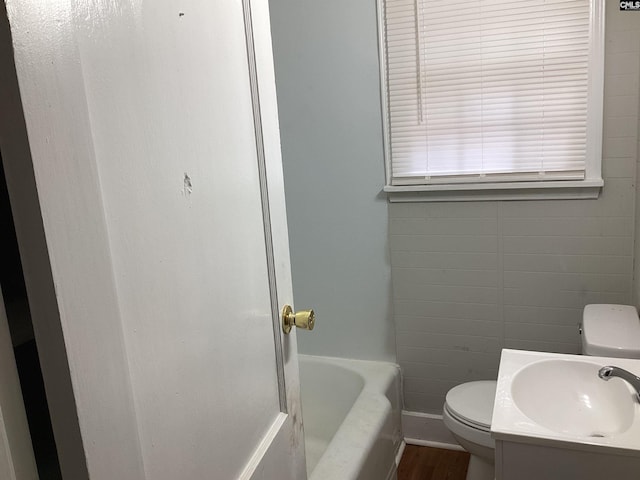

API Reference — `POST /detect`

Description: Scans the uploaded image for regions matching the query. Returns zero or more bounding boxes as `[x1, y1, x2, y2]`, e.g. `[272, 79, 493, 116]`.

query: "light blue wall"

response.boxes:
[269, 0, 396, 361]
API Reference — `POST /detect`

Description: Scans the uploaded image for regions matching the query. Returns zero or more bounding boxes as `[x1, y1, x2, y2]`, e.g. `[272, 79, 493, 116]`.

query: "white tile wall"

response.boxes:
[392, 3, 640, 414]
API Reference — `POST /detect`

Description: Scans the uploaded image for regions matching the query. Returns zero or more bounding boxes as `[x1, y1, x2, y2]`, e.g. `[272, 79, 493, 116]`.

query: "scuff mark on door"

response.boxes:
[183, 172, 192, 196]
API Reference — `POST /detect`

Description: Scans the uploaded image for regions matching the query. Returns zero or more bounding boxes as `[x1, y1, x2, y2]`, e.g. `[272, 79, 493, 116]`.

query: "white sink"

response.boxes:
[493, 350, 640, 480]
[492, 349, 640, 455]
[510, 359, 635, 437]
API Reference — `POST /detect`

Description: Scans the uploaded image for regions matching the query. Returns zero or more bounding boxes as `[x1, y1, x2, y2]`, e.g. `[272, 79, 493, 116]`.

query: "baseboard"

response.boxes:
[387, 440, 405, 480]
[395, 440, 406, 466]
[402, 410, 463, 451]
[404, 438, 464, 451]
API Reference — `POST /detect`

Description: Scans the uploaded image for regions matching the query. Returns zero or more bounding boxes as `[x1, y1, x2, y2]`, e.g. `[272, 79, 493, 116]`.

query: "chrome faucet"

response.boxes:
[598, 366, 640, 402]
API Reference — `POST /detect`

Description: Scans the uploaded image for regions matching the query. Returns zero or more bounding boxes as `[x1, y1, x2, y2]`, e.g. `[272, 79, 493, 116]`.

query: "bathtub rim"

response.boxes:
[298, 354, 403, 480]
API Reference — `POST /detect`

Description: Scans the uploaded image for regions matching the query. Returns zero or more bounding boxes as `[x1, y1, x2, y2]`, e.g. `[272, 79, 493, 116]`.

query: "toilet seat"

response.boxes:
[444, 380, 496, 432]
[445, 405, 490, 433]
[443, 380, 497, 478]
[443, 405, 494, 450]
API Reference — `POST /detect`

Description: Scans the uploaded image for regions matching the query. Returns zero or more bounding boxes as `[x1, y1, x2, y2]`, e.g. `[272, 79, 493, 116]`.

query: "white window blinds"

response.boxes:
[383, 0, 594, 186]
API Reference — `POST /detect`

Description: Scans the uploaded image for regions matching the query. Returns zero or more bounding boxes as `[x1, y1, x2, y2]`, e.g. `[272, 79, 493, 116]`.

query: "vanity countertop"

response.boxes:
[492, 349, 640, 456]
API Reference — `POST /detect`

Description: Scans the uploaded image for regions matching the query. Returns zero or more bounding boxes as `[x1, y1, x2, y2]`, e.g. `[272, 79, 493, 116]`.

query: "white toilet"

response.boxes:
[442, 303, 640, 480]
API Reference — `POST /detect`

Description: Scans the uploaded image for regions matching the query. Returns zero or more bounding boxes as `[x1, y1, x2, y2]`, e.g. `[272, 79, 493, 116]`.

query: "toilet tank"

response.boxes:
[582, 304, 640, 358]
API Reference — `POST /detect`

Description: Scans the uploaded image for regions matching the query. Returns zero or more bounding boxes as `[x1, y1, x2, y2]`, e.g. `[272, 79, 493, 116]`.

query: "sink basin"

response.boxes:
[494, 351, 640, 480]
[493, 349, 640, 468]
[511, 359, 635, 437]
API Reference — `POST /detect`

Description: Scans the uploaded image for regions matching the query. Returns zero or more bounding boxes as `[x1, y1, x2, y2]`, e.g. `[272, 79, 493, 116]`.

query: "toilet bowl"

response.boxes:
[442, 304, 640, 480]
[443, 381, 496, 480]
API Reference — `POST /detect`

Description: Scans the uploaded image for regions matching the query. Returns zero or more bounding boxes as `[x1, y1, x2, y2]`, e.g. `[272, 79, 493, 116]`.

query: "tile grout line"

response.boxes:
[497, 202, 505, 355]
[632, 25, 640, 306]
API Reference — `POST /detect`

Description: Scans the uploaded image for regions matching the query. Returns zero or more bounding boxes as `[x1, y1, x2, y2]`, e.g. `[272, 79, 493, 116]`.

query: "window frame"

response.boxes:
[377, 0, 605, 202]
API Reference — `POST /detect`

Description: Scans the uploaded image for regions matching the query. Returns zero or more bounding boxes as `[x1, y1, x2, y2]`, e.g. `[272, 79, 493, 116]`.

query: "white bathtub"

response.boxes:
[299, 355, 404, 480]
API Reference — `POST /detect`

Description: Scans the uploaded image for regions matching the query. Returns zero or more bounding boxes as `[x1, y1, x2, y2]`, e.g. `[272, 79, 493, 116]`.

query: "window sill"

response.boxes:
[384, 179, 604, 203]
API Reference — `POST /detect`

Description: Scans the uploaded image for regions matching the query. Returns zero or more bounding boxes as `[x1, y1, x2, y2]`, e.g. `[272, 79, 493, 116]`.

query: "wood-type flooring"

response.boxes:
[397, 445, 470, 480]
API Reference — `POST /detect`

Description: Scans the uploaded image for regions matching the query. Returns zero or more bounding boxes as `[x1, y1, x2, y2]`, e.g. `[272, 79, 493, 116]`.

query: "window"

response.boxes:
[379, 0, 604, 201]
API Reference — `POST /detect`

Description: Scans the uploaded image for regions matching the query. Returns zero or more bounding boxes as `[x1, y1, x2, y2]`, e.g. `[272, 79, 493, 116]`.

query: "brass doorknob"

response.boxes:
[282, 305, 315, 334]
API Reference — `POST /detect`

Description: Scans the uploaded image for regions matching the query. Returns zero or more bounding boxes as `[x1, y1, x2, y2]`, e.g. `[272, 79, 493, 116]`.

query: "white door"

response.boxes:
[0, 0, 306, 479]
